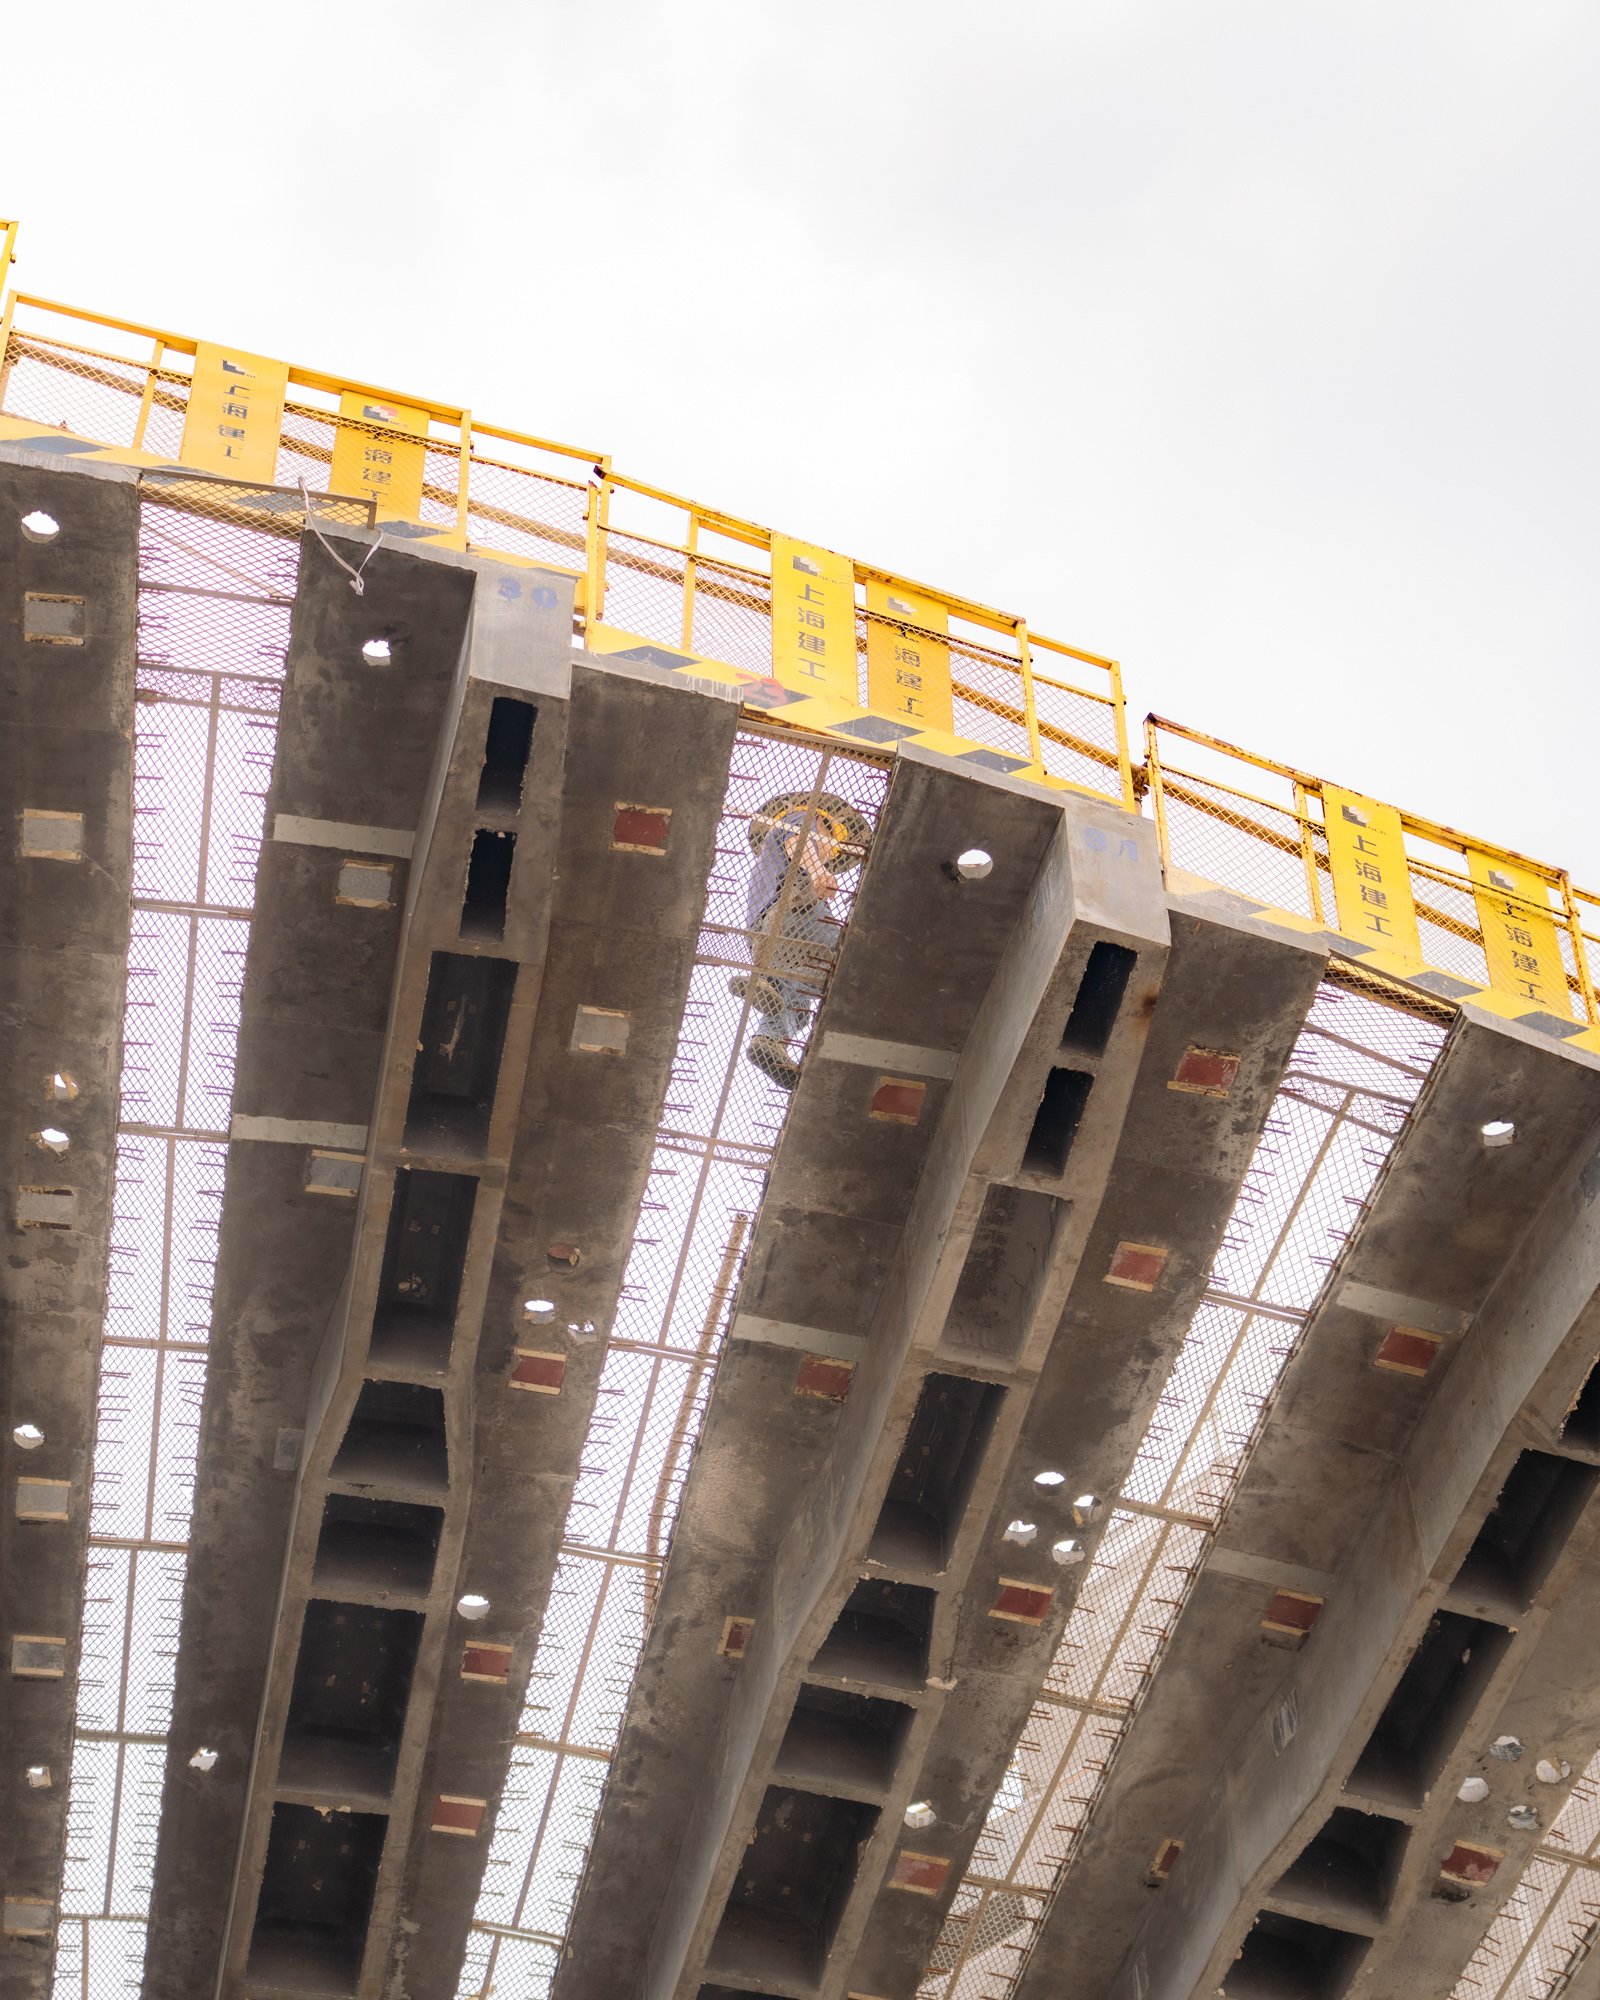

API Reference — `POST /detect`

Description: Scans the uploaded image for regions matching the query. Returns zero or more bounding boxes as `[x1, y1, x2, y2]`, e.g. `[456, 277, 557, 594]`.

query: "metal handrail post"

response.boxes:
[131, 337, 164, 451]
[584, 459, 612, 626]
[1109, 658, 1135, 811]
[680, 512, 699, 653]
[1293, 781, 1326, 924]
[1144, 717, 1173, 877]
[1560, 875, 1599, 1026]
[456, 411, 473, 545]
[1016, 621, 1044, 770]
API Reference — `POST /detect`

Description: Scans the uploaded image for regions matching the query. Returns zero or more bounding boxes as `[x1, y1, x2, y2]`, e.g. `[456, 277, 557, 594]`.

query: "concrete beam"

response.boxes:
[1074, 1018, 1600, 2000]
[379, 650, 743, 1997]
[143, 533, 479, 2000]
[0, 456, 138, 2000]
[631, 782, 1180, 2000]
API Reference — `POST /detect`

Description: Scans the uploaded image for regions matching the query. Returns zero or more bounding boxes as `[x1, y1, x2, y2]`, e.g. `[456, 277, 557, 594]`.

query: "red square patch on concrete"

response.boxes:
[1105, 1242, 1168, 1292]
[717, 1615, 755, 1659]
[510, 1349, 567, 1395]
[1375, 1325, 1442, 1377]
[889, 1851, 951, 1895]
[1441, 1841, 1503, 1886]
[990, 1578, 1054, 1626]
[1147, 1838, 1184, 1883]
[870, 1078, 926, 1125]
[461, 1643, 513, 1685]
[612, 804, 672, 854]
[1262, 1590, 1324, 1644]
[431, 1795, 487, 1837]
[1169, 1047, 1240, 1098]
[796, 1356, 855, 1402]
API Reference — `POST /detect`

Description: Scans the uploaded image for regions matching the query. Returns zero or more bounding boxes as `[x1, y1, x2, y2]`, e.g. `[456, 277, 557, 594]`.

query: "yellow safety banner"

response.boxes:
[865, 581, 953, 734]
[1468, 851, 1571, 1017]
[770, 535, 858, 705]
[180, 342, 289, 484]
[330, 392, 430, 520]
[1323, 785, 1422, 965]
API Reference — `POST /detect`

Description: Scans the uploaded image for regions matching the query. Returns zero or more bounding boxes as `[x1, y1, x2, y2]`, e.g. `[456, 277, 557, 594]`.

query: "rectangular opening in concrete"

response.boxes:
[774, 1685, 914, 1800]
[707, 1787, 879, 1991]
[248, 1801, 386, 1997]
[312, 1495, 444, 1603]
[332, 1381, 448, 1497]
[1223, 1911, 1369, 2000]
[812, 1579, 935, 1692]
[943, 1183, 1066, 1365]
[477, 695, 536, 812]
[370, 1168, 479, 1373]
[869, 1372, 1006, 1573]
[1023, 1065, 1093, 1178]
[1348, 1612, 1513, 1810]
[1452, 1450, 1599, 1617]
[1563, 1358, 1600, 1452]
[280, 1600, 423, 1808]
[460, 828, 516, 943]
[1061, 939, 1136, 1055]
[1272, 1807, 1408, 1928]
[404, 951, 517, 1156]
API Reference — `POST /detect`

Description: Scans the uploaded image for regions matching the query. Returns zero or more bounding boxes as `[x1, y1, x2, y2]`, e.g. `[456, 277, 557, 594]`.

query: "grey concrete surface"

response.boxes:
[628, 784, 1199, 2000]
[143, 533, 478, 2000]
[14, 459, 1600, 2000]
[1033, 1015, 1600, 2000]
[0, 455, 138, 2000]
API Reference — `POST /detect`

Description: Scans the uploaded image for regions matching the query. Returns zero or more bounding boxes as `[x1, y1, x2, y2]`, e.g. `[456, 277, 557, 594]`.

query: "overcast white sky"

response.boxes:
[7, 2, 1596, 872]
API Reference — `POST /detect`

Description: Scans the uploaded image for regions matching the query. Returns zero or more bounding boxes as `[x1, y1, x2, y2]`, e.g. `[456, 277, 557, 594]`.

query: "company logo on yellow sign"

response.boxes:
[1468, 851, 1570, 1018]
[1322, 786, 1422, 967]
[330, 391, 430, 521]
[770, 536, 858, 706]
[180, 343, 290, 485]
[865, 580, 952, 735]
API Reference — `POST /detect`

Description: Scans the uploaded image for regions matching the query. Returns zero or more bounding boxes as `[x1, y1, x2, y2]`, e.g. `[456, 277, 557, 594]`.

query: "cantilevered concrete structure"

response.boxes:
[6, 269, 1600, 2000]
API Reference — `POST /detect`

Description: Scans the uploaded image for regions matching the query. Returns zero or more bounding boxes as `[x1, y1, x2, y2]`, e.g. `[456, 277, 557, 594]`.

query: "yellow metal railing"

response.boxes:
[1, 234, 1595, 1035]
[0, 284, 1131, 811]
[1145, 716, 1600, 1031]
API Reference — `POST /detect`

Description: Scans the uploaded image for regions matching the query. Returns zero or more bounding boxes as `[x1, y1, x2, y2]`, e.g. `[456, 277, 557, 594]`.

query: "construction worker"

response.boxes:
[732, 794, 870, 1091]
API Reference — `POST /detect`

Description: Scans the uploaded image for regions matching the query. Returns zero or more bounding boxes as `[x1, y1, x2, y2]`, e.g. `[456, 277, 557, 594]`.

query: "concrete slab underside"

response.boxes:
[561, 827, 1330, 2000]
[6, 479, 1600, 2000]
[1011, 1016, 1600, 2000]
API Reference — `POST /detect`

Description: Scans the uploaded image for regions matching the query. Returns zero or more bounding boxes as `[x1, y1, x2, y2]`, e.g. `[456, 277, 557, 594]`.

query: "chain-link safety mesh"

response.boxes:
[456, 730, 890, 2000]
[2, 322, 1131, 809]
[44, 475, 325, 2000]
[1151, 736, 1600, 1027]
[916, 980, 1451, 2000]
[1449, 1746, 1600, 1998]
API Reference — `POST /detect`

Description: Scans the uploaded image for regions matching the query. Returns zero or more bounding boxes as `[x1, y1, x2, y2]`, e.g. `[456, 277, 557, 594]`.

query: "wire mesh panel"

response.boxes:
[466, 458, 587, 573]
[457, 730, 889, 2000]
[1032, 675, 1124, 798]
[1158, 766, 1318, 918]
[1448, 1749, 1600, 1999]
[3, 312, 1133, 798]
[47, 484, 305, 1998]
[919, 981, 1450, 2000]
[0, 333, 148, 444]
[1150, 721, 1599, 1033]
[599, 531, 692, 652]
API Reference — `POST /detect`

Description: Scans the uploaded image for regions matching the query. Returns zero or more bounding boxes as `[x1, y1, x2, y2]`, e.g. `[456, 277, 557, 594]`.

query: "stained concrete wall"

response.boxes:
[0, 454, 137, 2000]
[143, 535, 477, 1999]
[1013, 1004, 1600, 2000]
